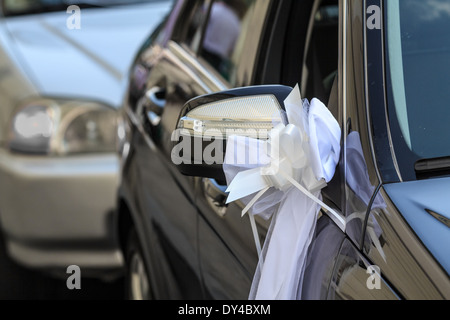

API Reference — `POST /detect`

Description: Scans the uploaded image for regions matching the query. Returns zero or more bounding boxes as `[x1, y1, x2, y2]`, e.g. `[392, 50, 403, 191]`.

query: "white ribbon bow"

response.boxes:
[223, 85, 344, 299]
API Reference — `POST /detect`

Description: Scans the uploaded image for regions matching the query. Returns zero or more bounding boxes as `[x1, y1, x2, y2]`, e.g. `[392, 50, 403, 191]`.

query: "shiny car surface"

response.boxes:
[118, 0, 450, 299]
[0, 0, 172, 279]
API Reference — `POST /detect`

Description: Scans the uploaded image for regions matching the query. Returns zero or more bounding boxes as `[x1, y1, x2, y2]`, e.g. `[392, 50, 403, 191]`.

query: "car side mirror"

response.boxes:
[171, 85, 293, 184]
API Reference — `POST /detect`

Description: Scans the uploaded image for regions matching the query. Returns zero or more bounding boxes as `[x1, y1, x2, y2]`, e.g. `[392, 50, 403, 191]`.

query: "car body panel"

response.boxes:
[123, 42, 229, 298]
[384, 178, 450, 276]
[120, 39, 225, 299]
[0, 150, 118, 240]
[361, 186, 450, 299]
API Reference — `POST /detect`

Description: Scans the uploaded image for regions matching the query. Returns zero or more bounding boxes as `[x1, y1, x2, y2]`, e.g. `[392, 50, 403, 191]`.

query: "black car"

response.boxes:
[117, 0, 450, 299]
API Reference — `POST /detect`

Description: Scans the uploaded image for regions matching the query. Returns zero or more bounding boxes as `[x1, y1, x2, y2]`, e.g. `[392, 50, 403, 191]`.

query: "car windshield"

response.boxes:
[385, 0, 450, 180]
[1, 0, 156, 16]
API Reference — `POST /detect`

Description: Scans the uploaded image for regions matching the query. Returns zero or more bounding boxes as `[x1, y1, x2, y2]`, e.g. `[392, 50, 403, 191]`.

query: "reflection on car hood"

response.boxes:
[2, 1, 171, 108]
[384, 177, 450, 275]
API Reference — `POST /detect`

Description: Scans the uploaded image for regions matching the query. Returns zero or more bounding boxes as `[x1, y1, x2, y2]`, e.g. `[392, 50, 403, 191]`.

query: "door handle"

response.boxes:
[202, 178, 228, 217]
[144, 87, 166, 126]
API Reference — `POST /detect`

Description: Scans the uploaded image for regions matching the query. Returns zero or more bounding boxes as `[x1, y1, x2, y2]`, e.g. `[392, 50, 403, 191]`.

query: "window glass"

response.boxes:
[200, 0, 255, 85]
[302, 1, 339, 104]
[386, 0, 450, 180]
[174, 0, 212, 53]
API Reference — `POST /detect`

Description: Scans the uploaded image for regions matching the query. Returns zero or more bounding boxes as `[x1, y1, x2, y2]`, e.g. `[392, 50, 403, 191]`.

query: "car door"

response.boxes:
[124, 0, 231, 299]
[192, 0, 287, 299]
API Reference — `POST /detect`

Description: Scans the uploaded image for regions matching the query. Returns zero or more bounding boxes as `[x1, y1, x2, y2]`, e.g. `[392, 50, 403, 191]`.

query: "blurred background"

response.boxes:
[0, 0, 173, 299]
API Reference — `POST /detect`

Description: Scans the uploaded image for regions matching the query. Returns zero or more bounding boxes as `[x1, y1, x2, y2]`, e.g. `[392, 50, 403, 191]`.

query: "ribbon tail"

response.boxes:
[241, 187, 270, 217]
[280, 170, 346, 232]
[249, 212, 264, 269]
[242, 187, 270, 271]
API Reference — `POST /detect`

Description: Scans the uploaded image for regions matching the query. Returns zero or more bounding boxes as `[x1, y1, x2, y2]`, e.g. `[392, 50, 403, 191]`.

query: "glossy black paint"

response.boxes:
[118, 0, 450, 300]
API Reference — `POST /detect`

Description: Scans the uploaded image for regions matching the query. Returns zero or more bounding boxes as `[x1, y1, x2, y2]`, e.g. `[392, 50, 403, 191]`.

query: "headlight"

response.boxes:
[8, 98, 119, 155]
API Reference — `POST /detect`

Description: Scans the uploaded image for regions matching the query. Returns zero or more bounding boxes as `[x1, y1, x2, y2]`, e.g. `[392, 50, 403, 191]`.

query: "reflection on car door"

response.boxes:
[194, 0, 273, 299]
[130, 0, 227, 298]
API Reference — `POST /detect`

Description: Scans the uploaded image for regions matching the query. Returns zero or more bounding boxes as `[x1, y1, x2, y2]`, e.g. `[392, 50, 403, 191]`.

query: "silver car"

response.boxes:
[0, 0, 172, 279]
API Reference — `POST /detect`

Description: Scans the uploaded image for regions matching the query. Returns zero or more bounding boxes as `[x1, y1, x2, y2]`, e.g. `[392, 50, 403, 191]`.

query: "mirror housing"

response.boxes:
[171, 85, 292, 184]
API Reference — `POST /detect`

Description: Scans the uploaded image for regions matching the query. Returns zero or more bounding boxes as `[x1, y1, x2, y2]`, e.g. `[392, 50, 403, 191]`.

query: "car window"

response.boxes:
[302, 0, 339, 104]
[172, 0, 212, 53]
[385, 0, 450, 180]
[199, 0, 256, 86]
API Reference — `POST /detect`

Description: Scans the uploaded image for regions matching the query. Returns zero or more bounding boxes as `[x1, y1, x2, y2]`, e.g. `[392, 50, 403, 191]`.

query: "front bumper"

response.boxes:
[0, 148, 123, 278]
